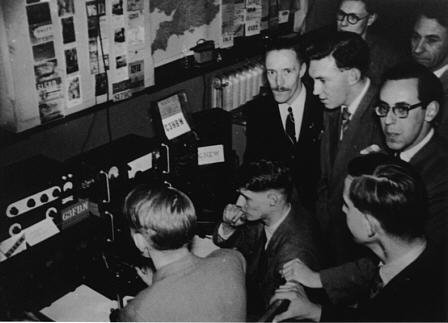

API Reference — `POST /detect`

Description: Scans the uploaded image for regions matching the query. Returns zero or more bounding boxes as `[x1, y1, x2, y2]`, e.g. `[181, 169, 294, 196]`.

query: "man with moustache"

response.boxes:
[307, 31, 384, 265]
[244, 37, 323, 212]
[411, 0, 448, 139]
[278, 62, 448, 306]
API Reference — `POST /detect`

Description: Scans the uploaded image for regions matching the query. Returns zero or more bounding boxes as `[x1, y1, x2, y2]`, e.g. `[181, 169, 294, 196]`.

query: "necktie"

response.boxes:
[340, 105, 351, 140]
[285, 107, 296, 143]
[368, 268, 384, 299]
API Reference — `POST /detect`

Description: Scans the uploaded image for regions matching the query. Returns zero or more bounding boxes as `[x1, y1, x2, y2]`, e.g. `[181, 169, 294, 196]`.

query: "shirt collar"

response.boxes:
[264, 204, 291, 247]
[379, 240, 427, 286]
[400, 128, 434, 162]
[346, 78, 371, 117]
[434, 64, 448, 78]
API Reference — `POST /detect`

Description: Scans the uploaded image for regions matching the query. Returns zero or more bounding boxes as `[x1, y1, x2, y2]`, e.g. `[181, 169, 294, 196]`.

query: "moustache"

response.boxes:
[272, 87, 290, 92]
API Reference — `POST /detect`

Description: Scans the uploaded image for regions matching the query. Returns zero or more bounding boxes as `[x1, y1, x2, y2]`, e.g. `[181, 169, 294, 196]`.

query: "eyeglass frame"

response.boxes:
[336, 9, 370, 25]
[374, 101, 426, 119]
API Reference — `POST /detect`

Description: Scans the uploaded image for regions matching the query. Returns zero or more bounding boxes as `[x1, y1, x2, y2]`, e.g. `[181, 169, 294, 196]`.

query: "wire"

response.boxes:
[96, 0, 112, 143]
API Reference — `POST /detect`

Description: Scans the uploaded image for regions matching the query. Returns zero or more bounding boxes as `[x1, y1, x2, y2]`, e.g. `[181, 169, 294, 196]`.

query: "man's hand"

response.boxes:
[360, 144, 382, 155]
[221, 204, 246, 235]
[136, 266, 153, 286]
[270, 282, 322, 322]
[281, 258, 322, 288]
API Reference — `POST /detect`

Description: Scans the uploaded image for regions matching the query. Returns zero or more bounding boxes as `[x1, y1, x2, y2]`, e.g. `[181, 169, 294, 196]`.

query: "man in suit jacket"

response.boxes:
[117, 185, 246, 322]
[307, 31, 384, 264]
[272, 155, 446, 322]
[279, 62, 448, 306]
[213, 160, 322, 320]
[411, 0, 448, 140]
[244, 37, 323, 212]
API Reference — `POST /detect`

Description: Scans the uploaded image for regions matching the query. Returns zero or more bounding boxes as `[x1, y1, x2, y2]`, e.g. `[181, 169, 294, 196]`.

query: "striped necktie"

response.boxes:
[340, 105, 351, 140]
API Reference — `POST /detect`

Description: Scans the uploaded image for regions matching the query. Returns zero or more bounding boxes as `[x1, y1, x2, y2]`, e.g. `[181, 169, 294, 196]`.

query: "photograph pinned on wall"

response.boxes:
[87, 16, 99, 38]
[57, 0, 75, 17]
[37, 76, 64, 123]
[112, 0, 124, 15]
[34, 59, 59, 83]
[32, 41, 56, 62]
[27, 2, 53, 45]
[116, 55, 127, 69]
[129, 60, 144, 92]
[127, 0, 143, 12]
[62, 16, 76, 44]
[64, 47, 79, 74]
[66, 74, 82, 108]
[114, 27, 125, 43]
[95, 72, 108, 96]
[86, 0, 106, 17]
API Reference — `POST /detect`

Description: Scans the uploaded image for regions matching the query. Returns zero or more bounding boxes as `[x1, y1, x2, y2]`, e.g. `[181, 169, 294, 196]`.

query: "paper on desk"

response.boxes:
[40, 284, 117, 322]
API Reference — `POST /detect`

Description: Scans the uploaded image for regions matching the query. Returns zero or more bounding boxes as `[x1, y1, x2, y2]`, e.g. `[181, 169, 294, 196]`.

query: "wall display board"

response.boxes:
[0, 0, 154, 132]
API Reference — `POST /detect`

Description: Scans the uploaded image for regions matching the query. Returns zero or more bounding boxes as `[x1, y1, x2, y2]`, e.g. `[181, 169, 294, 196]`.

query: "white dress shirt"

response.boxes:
[434, 64, 448, 78]
[278, 86, 307, 141]
[399, 128, 434, 162]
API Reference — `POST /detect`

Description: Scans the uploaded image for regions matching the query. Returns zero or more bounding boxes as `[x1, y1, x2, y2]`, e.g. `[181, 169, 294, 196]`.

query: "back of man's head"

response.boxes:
[348, 154, 427, 241]
[382, 62, 443, 109]
[237, 159, 293, 203]
[124, 185, 197, 251]
[306, 31, 370, 77]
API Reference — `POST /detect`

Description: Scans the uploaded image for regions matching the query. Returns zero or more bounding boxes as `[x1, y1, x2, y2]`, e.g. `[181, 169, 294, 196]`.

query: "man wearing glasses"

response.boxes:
[275, 62, 448, 308]
[375, 61, 448, 246]
[336, 0, 406, 85]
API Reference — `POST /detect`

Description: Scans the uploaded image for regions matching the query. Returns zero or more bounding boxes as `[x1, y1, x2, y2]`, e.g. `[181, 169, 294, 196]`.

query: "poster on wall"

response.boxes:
[221, 0, 234, 48]
[27, 2, 54, 45]
[245, 0, 262, 36]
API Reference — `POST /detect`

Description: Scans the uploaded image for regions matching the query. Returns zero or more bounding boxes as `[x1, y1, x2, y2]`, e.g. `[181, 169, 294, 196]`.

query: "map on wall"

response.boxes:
[150, 0, 221, 67]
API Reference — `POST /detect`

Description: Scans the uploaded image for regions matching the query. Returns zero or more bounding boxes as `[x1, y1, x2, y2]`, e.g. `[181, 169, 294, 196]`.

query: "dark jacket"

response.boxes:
[244, 87, 323, 211]
[213, 203, 322, 319]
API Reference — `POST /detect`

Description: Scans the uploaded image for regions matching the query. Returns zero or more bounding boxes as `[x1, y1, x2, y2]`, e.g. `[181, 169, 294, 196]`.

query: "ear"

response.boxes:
[367, 13, 377, 27]
[132, 231, 151, 257]
[347, 68, 361, 85]
[299, 62, 307, 78]
[424, 100, 439, 122]
[364, 214, 382, 239]
[266, 191, 280, 207]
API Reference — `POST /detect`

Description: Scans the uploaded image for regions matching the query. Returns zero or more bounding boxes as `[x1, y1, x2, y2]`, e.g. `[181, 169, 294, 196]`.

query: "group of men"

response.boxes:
[114, 0, 447, 321]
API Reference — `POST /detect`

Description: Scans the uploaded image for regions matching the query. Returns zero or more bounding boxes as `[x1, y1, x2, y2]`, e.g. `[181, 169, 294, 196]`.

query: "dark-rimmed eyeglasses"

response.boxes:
[374, 102, 424, 119]
[336, 9, 369, 25]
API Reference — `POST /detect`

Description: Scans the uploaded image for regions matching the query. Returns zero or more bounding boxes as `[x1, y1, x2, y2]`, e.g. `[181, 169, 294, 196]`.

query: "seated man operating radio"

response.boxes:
[116, 184, 246, 322]
[213, 159, 322, 320]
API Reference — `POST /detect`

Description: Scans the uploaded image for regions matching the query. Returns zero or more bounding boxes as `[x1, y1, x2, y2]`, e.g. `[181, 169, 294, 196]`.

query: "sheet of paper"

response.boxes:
[40, 284, 117, 322]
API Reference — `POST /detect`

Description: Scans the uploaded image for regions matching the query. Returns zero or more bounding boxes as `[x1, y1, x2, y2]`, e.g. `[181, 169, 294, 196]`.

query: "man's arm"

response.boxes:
[282, 257, 377, 305]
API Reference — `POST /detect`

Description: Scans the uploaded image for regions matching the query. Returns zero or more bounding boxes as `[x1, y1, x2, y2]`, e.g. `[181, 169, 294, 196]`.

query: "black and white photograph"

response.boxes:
[0, 0, 446, 322]
[64, 47, 79, 74]
[61, 16, 76, 44]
